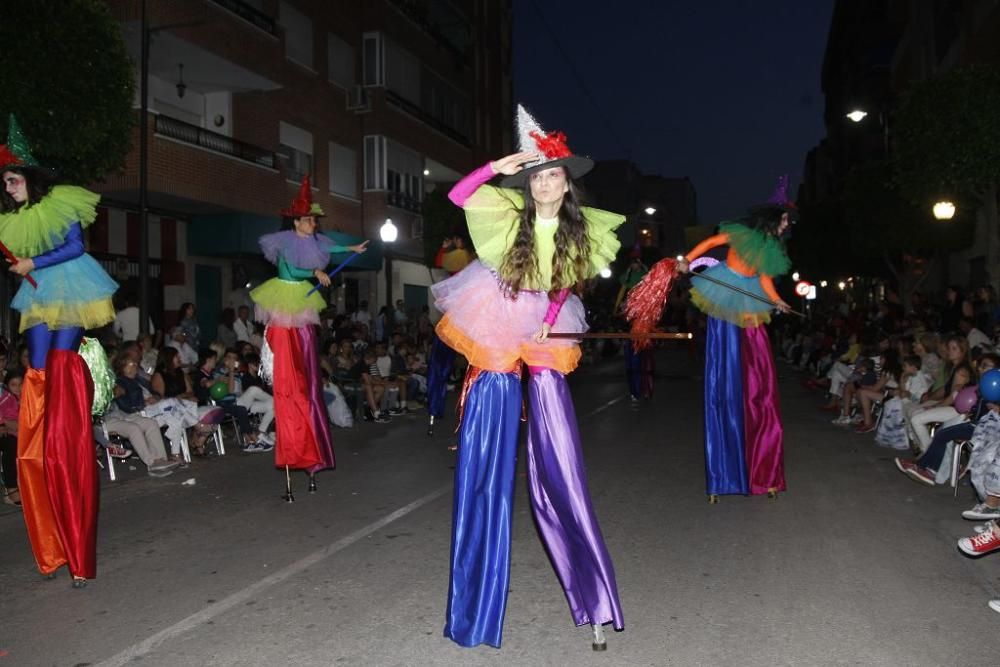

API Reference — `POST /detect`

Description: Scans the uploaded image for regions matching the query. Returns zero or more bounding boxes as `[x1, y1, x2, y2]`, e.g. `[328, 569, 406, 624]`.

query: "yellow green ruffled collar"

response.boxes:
[0, 185, 100, 256]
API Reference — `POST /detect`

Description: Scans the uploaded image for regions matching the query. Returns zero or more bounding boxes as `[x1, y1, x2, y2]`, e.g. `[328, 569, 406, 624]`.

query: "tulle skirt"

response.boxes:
[12, 254, 117, 332]
[432, 261, 587, 373]
[690, 264, 773, 328]
[250, 277, 324, 327]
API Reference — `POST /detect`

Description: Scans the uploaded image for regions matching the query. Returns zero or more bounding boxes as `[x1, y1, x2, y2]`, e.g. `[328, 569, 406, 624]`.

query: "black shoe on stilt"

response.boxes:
[308, 475, 317, 494]
[71, 577, 88, 589]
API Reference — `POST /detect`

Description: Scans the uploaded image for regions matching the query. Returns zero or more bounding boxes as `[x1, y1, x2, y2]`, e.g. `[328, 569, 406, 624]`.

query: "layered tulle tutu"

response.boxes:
[432, 261, 587, 373]
[690, 263, 773, 328]
[12, 254, 117, 332]
[250, 277, 325, 327]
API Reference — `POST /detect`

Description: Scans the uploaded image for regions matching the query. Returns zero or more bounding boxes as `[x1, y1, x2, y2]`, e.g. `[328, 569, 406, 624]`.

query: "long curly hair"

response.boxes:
[498, 169, 591, 296]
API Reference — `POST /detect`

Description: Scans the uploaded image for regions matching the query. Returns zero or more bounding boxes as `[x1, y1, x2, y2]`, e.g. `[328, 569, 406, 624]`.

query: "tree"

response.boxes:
[843, 160, 973, 309]
[0, 0, 134, 182]
[421, 186, 466, 267]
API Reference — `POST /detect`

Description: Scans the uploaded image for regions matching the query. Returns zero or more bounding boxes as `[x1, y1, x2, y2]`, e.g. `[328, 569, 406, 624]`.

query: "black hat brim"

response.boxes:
[499, 155, 594, 187]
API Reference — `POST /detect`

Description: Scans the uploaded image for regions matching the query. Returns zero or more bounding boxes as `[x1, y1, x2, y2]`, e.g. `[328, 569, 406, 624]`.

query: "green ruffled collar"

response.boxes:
[0, 185, 100, 257]
[720, 221, 790, 276]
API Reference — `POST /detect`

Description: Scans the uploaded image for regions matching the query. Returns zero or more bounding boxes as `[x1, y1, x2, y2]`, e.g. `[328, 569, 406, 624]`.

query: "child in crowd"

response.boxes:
[875, 355, 932, 449]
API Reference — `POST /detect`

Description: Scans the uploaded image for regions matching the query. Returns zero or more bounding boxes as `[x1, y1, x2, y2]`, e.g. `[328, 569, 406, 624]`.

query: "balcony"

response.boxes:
[385, 90, 471, 147]
[155, 115, 276, 169]
[386, 190, 423, 214]
[209, 0, 277, 36]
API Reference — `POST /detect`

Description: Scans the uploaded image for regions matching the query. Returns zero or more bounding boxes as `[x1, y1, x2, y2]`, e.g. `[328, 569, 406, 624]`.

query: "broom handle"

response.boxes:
[691, 270, 806, 318]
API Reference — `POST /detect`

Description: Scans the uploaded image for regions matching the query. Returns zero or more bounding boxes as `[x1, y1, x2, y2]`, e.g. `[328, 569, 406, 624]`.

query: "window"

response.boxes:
[328, 141, 357, 197]
[279, 2, 313, 69]
[385, 41, 420, 104]
[362, 32, 384, 86]
[279, 121, 313, 183]
[327, 33, 354, 89]
[364, 135, 386, 190]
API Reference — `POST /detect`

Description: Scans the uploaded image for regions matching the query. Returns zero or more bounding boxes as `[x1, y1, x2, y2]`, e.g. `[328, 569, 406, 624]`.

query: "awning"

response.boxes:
[188, 213, 381, 270]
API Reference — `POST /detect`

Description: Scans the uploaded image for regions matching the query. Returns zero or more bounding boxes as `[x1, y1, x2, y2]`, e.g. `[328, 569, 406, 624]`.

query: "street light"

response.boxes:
[644, 206, 656, 216]
[820, 280, 828, 288]
[792, 271, 800, 281]
[380, 218, 398, 307]
[846, 109, 868, 122]
[837, 281, 846, 290]
[933, 200, 956, 220]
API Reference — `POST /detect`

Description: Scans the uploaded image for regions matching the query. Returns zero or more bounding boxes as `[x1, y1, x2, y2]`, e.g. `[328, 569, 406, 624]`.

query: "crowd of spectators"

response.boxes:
[0, 295, 441, 500]
[780, 283, 1000, 613]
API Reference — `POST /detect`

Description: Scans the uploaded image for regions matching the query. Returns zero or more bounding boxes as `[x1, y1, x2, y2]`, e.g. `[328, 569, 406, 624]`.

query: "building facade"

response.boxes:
[97, 0, 512, 336]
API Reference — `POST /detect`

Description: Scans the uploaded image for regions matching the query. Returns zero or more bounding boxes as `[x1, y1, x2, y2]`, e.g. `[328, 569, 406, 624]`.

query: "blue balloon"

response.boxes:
[979, 369, 1000, 403]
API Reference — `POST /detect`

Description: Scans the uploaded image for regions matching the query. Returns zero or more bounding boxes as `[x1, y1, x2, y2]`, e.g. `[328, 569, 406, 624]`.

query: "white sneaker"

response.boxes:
[963, 503, 1000, 521]
[831, 415, 851, 425]
[989, 599, 1000, 614]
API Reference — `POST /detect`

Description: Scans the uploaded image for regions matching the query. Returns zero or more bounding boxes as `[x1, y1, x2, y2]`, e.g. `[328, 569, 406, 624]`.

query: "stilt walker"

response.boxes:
[426, 233, 472, 436]
[250, 177, 368, 500]
[632, 177, 794, 502]
[1, 116, 118, 587]
[615, 251, 653, 402]
[435, 105, 625, 650]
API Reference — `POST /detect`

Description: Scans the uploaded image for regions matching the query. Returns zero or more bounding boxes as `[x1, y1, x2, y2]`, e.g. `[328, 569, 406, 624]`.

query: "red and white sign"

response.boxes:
[794, 281, 812, 297]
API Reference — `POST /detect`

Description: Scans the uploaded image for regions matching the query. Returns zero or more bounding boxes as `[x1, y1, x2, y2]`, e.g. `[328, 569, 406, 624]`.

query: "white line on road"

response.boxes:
[95, 394, 624, 666]
[95, 483, 452, 667]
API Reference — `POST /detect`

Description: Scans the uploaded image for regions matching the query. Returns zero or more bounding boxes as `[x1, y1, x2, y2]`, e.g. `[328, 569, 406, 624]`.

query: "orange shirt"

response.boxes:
[685, 233, 782, 304]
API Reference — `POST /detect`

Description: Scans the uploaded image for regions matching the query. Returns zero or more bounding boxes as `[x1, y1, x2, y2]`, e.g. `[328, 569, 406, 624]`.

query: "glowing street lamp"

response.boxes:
[380, 218, 398, 242]
[599, 267, 612, 279]
[933, 201, 956, 220]
[644, 206, 657, 216]
[846, 109, 868, 123]
[820, 280, 828, 288]
[792, 271, 800, 281]
[837, 281, 846, 290]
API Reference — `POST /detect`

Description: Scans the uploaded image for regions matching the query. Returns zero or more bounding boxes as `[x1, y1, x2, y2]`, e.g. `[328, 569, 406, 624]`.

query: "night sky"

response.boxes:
[512, 0, 834, 224]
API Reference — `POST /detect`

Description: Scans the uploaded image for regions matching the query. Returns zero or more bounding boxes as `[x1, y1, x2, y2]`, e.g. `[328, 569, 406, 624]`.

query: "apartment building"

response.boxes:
[96, 0, 512, 335]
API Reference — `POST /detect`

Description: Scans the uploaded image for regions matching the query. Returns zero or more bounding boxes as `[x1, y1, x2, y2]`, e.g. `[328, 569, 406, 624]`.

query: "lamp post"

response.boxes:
[933, 201, 956, 220]
[380, 218, 397, 308]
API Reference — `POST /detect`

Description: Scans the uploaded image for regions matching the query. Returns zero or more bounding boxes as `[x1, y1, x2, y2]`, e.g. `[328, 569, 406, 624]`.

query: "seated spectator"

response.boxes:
[166, 327, 198, 369]
[895, 354, 999, 483]
[854, 350, 902, 433]
[138, 333, 158, 377]
[0, 371, 22, 505]
[908, 336, 975, 453]
[831, 356, 877, 425]
[230, 350, 274, 446]
[194, 348, 262, 452]
[151, 347, 219, 458]
[955, 405, 1000, 557]
[107, 357, 179, 477]
[913, 332, 942, 385]
[960, 316, 994, 354]
[374, 342, 410, 414]
[357, 348, 389, 423]
[333, 340, 357, 375]
[875, 354, 933, 449]
[816, 332, 861, 411]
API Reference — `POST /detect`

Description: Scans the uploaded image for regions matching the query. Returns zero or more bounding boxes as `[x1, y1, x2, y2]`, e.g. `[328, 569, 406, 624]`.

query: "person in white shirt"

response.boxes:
[165, 328, 198, 368]
[961, 317, 993, 352]
[233, 305, 253, 343]
[113, 293, 155, 342]
[351, 300, 371, 328]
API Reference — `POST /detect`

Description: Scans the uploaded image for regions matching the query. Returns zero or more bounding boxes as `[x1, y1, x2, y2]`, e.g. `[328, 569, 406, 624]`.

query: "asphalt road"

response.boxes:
[2, 348, 998, 666]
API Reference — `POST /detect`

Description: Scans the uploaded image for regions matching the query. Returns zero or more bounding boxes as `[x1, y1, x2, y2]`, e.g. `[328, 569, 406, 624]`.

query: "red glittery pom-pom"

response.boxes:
[529, 130, 572, 159]
[625, 258, 678, 349]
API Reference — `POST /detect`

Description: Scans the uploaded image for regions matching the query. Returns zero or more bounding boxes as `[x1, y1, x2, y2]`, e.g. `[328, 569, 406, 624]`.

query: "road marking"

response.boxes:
[95, 483, 452, 667]
[582, 394, 626, 419]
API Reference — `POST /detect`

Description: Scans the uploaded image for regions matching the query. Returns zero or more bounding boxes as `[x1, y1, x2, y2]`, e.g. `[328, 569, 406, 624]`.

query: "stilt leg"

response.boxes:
[308, 473, 317, 494]
[282, 465, 294, 502]
[591, 624, 607, 651]
[427, 414, 435, 436]
[708, 494, 719, 504]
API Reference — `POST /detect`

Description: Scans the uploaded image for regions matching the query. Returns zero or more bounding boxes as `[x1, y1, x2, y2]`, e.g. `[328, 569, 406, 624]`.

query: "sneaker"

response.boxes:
[904, 465, 936, 486]
[257, 432, 275, 446]
[974, 523, 992, 534]
[149, 460, 180, 472]
[958, 523, 1000, 557]
[989, 599, 1000, 614]
[894, 458, 915, 475]
[831, 415, 852, 425]
[963, 503, 1000, 521]
[854, 422, 876, 434]
[849, 414, 863, 424]
[388, 407, 405, 415]
[106, 445, 132, 459]
[374, 412, 391, 423]
[256, 439, 274, 452]
[243, 442, 265, 453]
[147, 467, 175, 478]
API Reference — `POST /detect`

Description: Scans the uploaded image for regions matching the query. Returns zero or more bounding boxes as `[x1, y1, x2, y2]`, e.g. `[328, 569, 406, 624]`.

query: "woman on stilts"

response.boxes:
[250, 177, 367, 500]
[676, 176, 794, 502]
[425, 231, 472, 436]
[435, 105, 625, 650]
[0, 115, 118, 587]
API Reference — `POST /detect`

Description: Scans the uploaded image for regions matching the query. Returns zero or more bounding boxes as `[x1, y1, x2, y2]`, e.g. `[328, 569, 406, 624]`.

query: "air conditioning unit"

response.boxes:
[346, 85, 371, 113]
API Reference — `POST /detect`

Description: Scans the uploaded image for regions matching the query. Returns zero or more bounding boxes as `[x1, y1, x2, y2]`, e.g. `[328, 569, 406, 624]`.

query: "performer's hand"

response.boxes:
[675, 258, 690, 274]
[9, 257, 34, 276]
[491, 151, 539, 176]
[775, 300, 791, 314]
[348, 240, 369, 254]
[314, 269, 332, 287]
[533, 323, 551, 344]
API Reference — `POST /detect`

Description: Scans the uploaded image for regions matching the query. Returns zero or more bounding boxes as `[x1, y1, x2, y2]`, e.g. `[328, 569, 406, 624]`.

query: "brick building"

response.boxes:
[96, 0, 512, 336]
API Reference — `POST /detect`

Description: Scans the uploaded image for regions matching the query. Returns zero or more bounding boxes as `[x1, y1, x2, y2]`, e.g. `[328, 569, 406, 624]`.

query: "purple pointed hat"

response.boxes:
[750, 174, 798, 220]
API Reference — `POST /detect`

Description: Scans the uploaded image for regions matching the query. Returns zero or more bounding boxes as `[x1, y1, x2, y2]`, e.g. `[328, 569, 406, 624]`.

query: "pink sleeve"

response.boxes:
[447, 162, 497, 207]
[543, 289, 570, 326]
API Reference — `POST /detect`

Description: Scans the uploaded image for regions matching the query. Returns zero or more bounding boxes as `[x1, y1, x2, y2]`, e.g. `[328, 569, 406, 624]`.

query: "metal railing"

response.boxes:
[385, 90, 471, 147]
[209, 0, 277, 36]
[387, 190, 423, 213]
[155, 115, 276, 169]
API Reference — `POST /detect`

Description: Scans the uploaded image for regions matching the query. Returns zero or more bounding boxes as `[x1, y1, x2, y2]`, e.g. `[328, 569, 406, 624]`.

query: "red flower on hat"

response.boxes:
[0, 144, 22, 168]
[529, 130, 572, 159]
